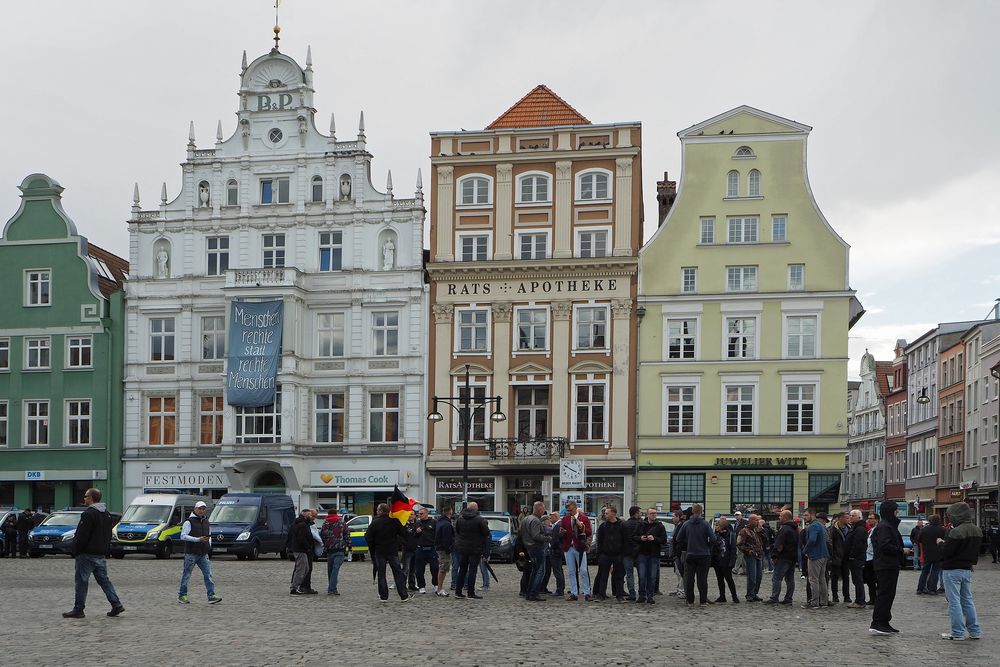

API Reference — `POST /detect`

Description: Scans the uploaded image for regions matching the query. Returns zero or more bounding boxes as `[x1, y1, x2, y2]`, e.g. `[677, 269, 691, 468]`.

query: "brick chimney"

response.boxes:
[656, 171, 677, 226]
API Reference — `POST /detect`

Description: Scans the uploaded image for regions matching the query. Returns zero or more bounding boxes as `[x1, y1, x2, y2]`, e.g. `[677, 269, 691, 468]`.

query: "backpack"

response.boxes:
[712, 531, 727, 564]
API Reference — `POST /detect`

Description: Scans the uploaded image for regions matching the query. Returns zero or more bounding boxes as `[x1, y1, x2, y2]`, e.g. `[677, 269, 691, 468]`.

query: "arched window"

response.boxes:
[734, 146, 754, 158]
[517, 173, 551, 204]
[748, 169, 761, 197]
[226, 179, 238, 206]
[458, 175, 491, 206]
[727, 170, 740, 198]
[311, 175, 323, 203]
[577, 170, 611, 201]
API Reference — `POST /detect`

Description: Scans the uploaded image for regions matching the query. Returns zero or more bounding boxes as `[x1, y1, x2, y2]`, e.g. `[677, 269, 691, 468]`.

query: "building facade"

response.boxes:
[636, 106, 863, 518]
[425, 86, 642, 514]
[123, 44, 426, 512]
[884, 340, 909, 504]
[936, 337, 966, 514]
[842, 353, 890, 509]
[964, 320, 1000, 524]
[0, 174, 128, 511]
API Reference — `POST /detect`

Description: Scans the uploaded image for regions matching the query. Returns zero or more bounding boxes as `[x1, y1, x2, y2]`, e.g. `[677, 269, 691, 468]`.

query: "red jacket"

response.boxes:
[559, 512, 592, 552]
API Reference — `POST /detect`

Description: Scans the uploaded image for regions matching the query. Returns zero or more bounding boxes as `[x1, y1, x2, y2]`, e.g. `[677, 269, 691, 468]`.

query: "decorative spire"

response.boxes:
[216, 120, 223, 142]
[358, 110, 365, 139]
[132, 183, 140, 212]
[386, 170, 393, 195]
[160, 182, 167, 205]
[272, 24, 280, 52]
[416, 168, 423, 194]
[306, 45, 313, 69]
[329, 112, 336, 141]
[241, 50, 248, 71]
[188, 121, 195, 146]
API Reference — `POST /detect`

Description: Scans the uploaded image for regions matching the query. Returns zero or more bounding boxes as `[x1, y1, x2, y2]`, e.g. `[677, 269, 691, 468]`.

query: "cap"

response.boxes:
[194, 501, 208, 509]
[817, 512, 829, 521]
[734, 511, 743, 516]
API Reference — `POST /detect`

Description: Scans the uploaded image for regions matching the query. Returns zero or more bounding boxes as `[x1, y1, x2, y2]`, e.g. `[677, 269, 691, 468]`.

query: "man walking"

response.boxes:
[365, 503, 410, 602]
[869, 501, 904, 635]
[622, 506, 642, 601]
[559, 501, 593, 601]
[288, 509, 318, 595]
[320, 510, 351, 595]
[764, 510, 798, 605]
[801, 508, 830, 609]
[454, 501, 490, 600]
[737, 514, 765, 601]
[844, 509, 868, 608]
[177, 501, 221, 605]
[635, 507, 665, 604]
[62, 488, 124, 619]
[519, 501, 550, 602]
[938, 502, 982, 640]
[434, 505, 455, 597]
[916, 514, 945, 595]
[411, 507, 438, 595]
[593, 507, 627, 602]
[675, 503, 714, 606]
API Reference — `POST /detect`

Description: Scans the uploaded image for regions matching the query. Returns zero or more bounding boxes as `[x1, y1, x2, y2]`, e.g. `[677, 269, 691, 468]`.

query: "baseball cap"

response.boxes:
[734, 511, 743, 516]
[194, 501, 208, 509]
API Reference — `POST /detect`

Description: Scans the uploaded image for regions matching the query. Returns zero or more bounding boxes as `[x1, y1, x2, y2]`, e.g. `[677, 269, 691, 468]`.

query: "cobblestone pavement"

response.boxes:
[1, 555, 998, 666]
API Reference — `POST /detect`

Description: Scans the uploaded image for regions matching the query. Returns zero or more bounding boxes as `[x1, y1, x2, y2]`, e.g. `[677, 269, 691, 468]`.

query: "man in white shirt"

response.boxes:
[177, 501, 222, 604]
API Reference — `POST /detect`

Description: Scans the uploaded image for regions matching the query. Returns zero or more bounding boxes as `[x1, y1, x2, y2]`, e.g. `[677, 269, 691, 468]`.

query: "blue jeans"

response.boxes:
[941, 569, 980, 638]
[179, 553, 216, 598]
[564, 547, 591, 596]
[622, 555, 636, 598]
[326, 551, 345, 593]
[479, 557, 490, 589]
[413, 546, 439, 589]
[916, 561, 940, 593]
[912, 543, 921, 570]
[74, 554, 121, 611]
[527, 545, 547, 597]
[745, 556, 762, 599]
[769, 558, 795, 602]
[636, 553, 658, 600]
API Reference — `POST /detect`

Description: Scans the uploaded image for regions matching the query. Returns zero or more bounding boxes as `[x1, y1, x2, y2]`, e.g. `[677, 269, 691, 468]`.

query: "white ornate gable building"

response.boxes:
[123, 42, 426, 514]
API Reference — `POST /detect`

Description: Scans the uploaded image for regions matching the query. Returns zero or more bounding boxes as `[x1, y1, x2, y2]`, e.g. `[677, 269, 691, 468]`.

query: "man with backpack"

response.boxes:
[320, 510, 351, 595]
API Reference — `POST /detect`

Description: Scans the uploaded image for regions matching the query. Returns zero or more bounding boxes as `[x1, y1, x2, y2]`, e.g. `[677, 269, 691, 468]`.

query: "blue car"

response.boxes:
[897, 516, 923, 569]
[481, 513, 515, 563]
[29, 507, 122, 557]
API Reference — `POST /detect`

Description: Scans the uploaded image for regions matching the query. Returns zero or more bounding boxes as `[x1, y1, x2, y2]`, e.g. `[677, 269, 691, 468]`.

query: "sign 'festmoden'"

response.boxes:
[226, 300, 283, 407]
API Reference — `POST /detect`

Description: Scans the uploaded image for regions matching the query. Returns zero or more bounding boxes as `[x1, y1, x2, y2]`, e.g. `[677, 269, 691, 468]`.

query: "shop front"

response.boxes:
[302, 463, 423, 515]
[1, 471, 108, 513]
[124, 461, 229, 505]
[434, 477, 497, 512]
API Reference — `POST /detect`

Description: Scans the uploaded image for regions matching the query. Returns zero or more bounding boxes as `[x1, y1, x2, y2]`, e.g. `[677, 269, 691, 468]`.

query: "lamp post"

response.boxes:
[427, 364, 506, 506]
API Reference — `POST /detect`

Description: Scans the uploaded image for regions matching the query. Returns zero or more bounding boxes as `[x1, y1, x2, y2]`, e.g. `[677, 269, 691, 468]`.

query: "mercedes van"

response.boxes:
[111, 493, 212, 559]
[209, 493, 295, 560]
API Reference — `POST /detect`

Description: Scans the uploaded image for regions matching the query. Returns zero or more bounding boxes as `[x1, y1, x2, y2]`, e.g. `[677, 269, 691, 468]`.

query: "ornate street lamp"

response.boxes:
[916, 387, 930, 405]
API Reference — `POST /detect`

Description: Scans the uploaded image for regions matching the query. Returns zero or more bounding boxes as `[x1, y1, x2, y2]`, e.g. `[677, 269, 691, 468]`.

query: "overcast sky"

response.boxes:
[4, 1, 998, 377]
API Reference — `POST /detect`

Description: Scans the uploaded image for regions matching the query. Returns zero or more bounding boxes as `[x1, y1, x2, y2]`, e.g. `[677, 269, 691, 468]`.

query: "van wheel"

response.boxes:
[278, 549, 287, 560]
[156, 542, 173, 560]
[112, 553, 125, 560]
[247, 543, 260, 561]
[236, 554, 246, 561]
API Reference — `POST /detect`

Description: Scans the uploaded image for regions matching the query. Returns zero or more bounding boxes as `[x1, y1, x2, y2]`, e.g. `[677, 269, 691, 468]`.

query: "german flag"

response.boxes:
[389, 485, 416, 526]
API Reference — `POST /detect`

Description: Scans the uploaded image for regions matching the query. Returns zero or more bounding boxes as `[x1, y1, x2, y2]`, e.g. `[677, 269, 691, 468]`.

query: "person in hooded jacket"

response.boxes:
[828, 512, 850, 603]
[938, 502, 982, 640]
[869, 500, 904, 635]
[675, 503, 715, 606]
[622, 506, 642, 601]
[593, 506, 627, 602]
[916, 514, 946, 595]
[764, 510, 798, 605]
[454, 501, 490, 600]
[288, 510, 318, 595]
[320, 510, 351, 595]
[62, 488, 124, 619]
[365, 503, 410, 602]
[844, 509, 868, 608]
[712, 517, 739, 603]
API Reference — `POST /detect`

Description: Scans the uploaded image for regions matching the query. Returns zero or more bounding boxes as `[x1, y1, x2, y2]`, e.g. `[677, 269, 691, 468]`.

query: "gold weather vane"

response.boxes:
[272, 0, 281, 52]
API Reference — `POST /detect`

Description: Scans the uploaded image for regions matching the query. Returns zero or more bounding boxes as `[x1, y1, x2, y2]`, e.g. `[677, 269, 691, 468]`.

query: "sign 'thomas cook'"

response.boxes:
[226, 300, 283, 407]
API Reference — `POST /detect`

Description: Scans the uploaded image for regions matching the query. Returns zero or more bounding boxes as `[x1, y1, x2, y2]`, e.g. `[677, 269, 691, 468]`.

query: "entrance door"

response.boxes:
[515, 386, 549, 441]
[505, 476, 543, 516]
[252, 471, 286, 494]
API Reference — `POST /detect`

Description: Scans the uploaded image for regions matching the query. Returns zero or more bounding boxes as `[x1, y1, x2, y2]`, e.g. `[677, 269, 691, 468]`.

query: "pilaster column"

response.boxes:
[494, 164, 513, 260]
[491, 303, 512, 438]
[554, 161, 573, 258]
[430, 304, 454, 454]
[610, 298, 632, 457]
[435, 166, 454, 261]
[551, 301, 573, 438]
[614, 158, 633, 256]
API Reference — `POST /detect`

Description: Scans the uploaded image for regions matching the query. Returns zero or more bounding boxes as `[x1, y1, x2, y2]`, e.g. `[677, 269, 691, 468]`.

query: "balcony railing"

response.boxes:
[225, 267, 301, 289]
[487, 437, 567, 464]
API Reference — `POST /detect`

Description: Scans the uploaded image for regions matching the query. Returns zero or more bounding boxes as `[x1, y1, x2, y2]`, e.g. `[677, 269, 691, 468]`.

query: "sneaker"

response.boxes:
[887, 626, 899, 633]
[328, 591, 340, 596]
[208, 596, 222, 605]
[635, 597, 646, 603]
[301, 588, 318, 595]
[779, 600, 793, 605]
[846, 602, 865, 609]
[107, 605, 125, 617]
[732, 598, 740, 604]
[454, 592, 466, 599]
[388, 584, 395, 589]
[565, 594, 578, 601]
[62, 609, 85, 619]
[801, 603, 819, 609]
[714, 597, 726, 603]
[762, 599, 778, 605]
[178, 595, 191, 604]
[869, 626, 892, 636]
[419, 587, 426, 594]
[969, 636, 981, 640]
[379, 598, 389, 603]
[616, 597, 627, 603]
[584, 595, 593, 602]
[646, 598, 655, 605]
[400, 595, 411, 603]
[436, 590, 450, 597]
[467, 593, 484, 600]
[940, 633, 965, 641]
[290, 589, 302, 596]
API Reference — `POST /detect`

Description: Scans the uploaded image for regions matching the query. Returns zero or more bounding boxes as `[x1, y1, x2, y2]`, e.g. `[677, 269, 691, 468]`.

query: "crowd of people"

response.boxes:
[1, 508, 42, 558]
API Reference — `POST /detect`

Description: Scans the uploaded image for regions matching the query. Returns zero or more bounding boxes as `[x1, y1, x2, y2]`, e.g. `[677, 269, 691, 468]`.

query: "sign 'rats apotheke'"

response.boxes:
[446, 278, 620, 296]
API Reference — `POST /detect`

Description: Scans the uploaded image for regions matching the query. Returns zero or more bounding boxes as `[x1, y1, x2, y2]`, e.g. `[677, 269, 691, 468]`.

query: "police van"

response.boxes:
[111, 494, 212, 559]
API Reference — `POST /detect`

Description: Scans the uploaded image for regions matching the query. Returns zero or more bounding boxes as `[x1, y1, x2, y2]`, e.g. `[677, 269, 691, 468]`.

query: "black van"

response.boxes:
[208, 493, 295, 560]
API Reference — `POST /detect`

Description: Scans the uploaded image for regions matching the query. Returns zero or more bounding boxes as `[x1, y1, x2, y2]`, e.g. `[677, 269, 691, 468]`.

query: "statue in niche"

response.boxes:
[198, 182, 211, 208]
[382, 239, 395, 271]
[339, 174, 352, 200]
[156, 248, 169, 278]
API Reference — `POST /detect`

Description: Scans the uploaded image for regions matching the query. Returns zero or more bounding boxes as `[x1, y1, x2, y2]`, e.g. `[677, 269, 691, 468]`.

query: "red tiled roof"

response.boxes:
[874, 361, 893, 398]
[87, 243, 129, 297]
[486, 85, 590, 130]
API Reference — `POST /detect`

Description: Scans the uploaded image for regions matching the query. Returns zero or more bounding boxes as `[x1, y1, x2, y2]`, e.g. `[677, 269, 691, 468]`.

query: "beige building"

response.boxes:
[426, 86, 643, 514]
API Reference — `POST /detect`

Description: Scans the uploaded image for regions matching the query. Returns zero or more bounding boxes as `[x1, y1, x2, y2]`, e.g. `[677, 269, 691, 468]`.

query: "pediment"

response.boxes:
[450, 363, 493, 376]
[679, 105, 811, 138]
[568, 360, 613, 374]
[508, 361, 552, 376]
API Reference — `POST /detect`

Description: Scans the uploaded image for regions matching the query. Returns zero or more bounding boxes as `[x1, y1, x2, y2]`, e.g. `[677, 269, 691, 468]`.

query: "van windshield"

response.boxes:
[43, 512, 83, 527]
[210, 505, 259, 524]
[487, 518, 509, 532]
[121, 505, 172, 524]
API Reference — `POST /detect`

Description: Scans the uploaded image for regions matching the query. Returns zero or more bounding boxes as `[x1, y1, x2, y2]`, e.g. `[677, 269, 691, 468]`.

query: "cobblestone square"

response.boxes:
[2, 556, 998, 666]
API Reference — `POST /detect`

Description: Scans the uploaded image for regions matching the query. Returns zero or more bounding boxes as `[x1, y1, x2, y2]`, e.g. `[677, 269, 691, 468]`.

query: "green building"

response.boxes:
[0, 174, 128, 511]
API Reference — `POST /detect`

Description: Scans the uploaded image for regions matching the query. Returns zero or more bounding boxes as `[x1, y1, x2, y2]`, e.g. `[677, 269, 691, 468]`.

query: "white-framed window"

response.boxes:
[723, 384, 755, 434]
[785, 315, 818, 359]
[24, 400, 49, 446]
[576, 228, 609, 258]
[666, 319, 697, 360]
[368, 391, 400, 443]
[456, 382, 489, 441]
[149, 317, 175, 362]
[576, 169, 611, 202]
[726, 266, 757, 292]
[772, 215, 787, 241]
[785, 384, 816, 434]
[573, 381, 607, 442]
[67, 336, 93, 368]
[315, 392, 346, 443]
[517, 231, 549, 259]
[457, 175, 492, 207]
[517, 172, 551, 204]
[372, 311, 399, 356]
[515, 386, 549, 440]
[515, 307, 548, 351]
[319, 231, 343, 271]
[201, 316, 225, 360]
[25, 337, 51, 369]
[235, 389, 281, 444]
[664, 384, 697, 434]
[574, 305, 609, 351]
[25, 269, 51, 306]
[727, 217, 758, 243]
[726, 170, 739, 198]
[456, 307, 490, 353]
[748, 169, 761, 197]
[260, 177, 290, 204]
[725, 317, 757, 359]
[318, 313, 346, 357]
[700, 218, 715, 244]
[734, 146, 755, 158]
[206, 236, 230, 276]
[226, 179, 239, 206]
[682, 267, 697, 293]
[788, 264, 805, 291]
[262, 233, 286, 268]
[66, 399, 91, 446]
[147, 396, 177, 445]
[311, 175, 323, 203]
[199, 395, 224, 446]
[0, 401, 7, 446]
[457, 232, 491, 262]
[0, 338, 8, 370]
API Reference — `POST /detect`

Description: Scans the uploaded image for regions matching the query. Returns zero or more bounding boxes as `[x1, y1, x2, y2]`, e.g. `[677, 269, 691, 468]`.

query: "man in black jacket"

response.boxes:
[916, 514, 946, 595]
[828, 512, 850, 604]
[869, 501, 904, 635]
[843, 509, 868, 608]
[622, 506, 642, 600]
[62, 488, 124, 619]
[365, 503, 410, 602]
[636, 508, 666, 604]
[675, 503, 715, 606]
[434, 506, 455, 597]
[938, 502, 982, 640]
[764, 510, 798, 605]
[288, 510, 318, 595]
[593, 507, 627, 602]
[411, 507, 438, 594]
[15, 509, 34, 558]
[454, 501, 490, 600]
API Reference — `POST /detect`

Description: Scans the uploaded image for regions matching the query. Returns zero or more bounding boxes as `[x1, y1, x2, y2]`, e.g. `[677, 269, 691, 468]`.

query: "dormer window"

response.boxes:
[734, 146, 755, 159]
